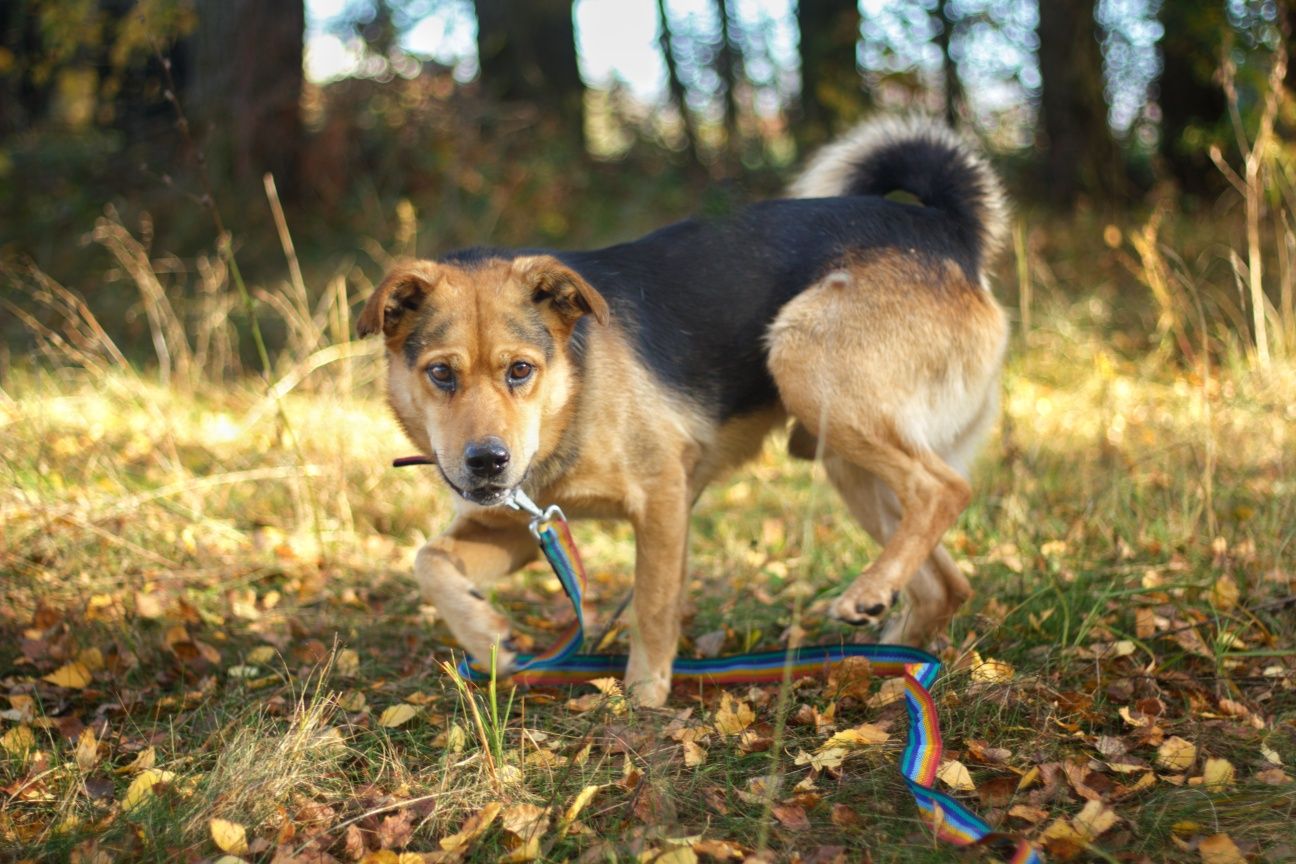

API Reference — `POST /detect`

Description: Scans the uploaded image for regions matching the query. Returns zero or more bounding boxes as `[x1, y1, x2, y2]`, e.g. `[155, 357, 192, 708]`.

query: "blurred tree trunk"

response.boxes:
[656, 0, 703, 170]
[474, 0, 584, 147]
[713, 0, 742, 167]
[1036, 0, 1124, 205]
[934, 0, 963, 126]
[1157, 0, 1229, 194]
[796, 0, 862, 149]
[186, 0, 304, 198]
[0, 1, 50, 135]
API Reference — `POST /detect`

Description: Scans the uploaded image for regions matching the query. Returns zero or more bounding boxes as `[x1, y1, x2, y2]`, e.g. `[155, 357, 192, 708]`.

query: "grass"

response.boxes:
[3, 125, 1296, 857]
[2, 272, 1294, 863]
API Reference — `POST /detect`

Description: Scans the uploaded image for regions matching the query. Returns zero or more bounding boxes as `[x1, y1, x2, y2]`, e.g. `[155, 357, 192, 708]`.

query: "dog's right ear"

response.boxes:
[357, 262, 441, 338]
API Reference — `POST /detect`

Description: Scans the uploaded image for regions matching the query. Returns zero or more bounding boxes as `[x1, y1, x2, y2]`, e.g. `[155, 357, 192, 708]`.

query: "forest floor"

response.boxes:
[2, 280, 1295, 863]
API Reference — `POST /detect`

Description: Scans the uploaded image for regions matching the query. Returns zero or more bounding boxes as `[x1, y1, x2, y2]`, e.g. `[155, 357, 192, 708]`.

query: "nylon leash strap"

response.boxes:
[448, 502, 1040, 863]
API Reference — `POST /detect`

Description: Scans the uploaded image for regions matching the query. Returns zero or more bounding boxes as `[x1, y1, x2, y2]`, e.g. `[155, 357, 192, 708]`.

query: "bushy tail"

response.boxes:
[789, 116, 1009, 264]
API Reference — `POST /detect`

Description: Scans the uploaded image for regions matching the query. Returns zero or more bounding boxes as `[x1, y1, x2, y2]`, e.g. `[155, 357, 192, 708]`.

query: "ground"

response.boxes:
[1, 286, 1295, 863]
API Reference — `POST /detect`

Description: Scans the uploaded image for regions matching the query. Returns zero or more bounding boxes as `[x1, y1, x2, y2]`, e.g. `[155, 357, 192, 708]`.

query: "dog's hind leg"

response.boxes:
[820, 453, 972, 645]
[414, 518, 538, 672]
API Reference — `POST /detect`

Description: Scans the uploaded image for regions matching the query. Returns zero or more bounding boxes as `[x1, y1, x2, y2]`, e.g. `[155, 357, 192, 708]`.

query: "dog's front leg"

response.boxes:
[625, 485, 690, 708]
[414, 517, 537, 672]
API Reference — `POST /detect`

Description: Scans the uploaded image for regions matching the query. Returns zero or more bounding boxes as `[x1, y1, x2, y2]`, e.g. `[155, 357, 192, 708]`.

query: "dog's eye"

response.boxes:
[427, 363, 455, 391]
[507, 361, 534, 384]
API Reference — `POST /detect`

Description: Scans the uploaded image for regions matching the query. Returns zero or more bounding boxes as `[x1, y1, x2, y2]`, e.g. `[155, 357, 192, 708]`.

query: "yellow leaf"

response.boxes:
[123, 769, 176, 811]
[497, 836, 541, 862]
[589, 678, 623, 697]
[501, 803, 550, 841]
[1260, 743, 1283, 766]
[43, 661, 92, 689]
[209, 818, 248, 854]
[682, 739, 707, 767]
[821, 723, 890, 750]
[655, 848, 698, 864]
[868, 676, 907, 708]
[78, 647, 105, 672]
[1, 725, 36, 757]
[1199, 833, 1246, 864]
[74, 727, 100, 771]
[440, 802, 502, 852]
[247, 646, 277, 664]
[713, 693, 755, 736]
[337, 690, 367, 712]
[361, 852, 400, 864]
[335, 648, 360, 677]
[794, 747, 847, 771]
[1190, 757, 1235, 790]
[1157, 736, 1197, 772]
[1072, 800, 1118, 841]
[1211, 575, 1239, 612]
[117, 746, 157, 774]
[562, 785, 600, 832]
[937, 759, 975, 792]
[970, 657, 1014, 683]
[378, 704, 420, 728]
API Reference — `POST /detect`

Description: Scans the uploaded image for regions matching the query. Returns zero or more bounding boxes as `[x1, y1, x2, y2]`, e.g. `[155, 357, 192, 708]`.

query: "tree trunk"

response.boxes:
[1036, 0, 1124, 206]
[1157, 0, 1229, 194]
[935, 0, 963, 126]
[713, 0, 742, 167]
[473, 0, 584, 146]
[796, 0, 863, 149]
[656, 0, 703, 170]
[186, 0, 304, 198]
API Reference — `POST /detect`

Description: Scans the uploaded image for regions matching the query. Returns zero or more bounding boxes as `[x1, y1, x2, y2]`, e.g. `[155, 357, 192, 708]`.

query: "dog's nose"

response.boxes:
[464, 437, 510, 478]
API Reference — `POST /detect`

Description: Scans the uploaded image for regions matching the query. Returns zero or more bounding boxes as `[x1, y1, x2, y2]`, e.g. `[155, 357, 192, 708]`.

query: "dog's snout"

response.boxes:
[464, 437, 510, 478]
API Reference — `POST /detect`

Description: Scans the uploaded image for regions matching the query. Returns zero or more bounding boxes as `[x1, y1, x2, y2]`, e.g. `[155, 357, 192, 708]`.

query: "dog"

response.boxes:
[357, 117, 1009, 707]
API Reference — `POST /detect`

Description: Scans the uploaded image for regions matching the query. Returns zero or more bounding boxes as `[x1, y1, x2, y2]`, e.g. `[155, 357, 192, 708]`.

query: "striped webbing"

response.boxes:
[456, 514, 1041, 863]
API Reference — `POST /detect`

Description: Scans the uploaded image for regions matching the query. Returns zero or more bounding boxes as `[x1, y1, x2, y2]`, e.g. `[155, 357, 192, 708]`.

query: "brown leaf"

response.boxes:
[771, 803, 810, 830]
[691, 838, 747, 860]
[439, 802, 501, 853]
[376, 808, 414, 849]
[976, 775, 1018, 808]
[500, 803, 549, 842]
[829, 804, 861, 828]
[825, 656, 871, 701]
[344, 824, 368, 861]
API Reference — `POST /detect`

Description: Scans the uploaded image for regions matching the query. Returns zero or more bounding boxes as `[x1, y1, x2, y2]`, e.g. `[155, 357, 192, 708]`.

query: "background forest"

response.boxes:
[1, 2, 1294, 864]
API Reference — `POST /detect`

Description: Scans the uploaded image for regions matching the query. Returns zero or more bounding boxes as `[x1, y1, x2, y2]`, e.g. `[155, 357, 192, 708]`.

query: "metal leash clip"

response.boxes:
[504, 488, 565, 539]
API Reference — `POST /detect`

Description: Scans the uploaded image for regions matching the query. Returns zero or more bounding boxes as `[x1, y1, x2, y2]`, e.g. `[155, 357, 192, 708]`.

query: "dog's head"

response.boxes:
[358, 255, 609, 507]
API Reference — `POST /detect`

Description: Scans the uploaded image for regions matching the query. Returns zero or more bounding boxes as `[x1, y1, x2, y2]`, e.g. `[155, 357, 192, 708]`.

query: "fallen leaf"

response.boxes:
[1189, 757, 1235, 790]
[1, 725, 36, 757]
[682, 739, 707, 767]
[1007, 804, 1049, 824]
[937, 759, 976, 792]
[378, 704, 420, 728]
[794, 747, 847, 771]
[821, 723, 889, 749]
[210, 818, 248, 854]
[713, 693, 755, 736]
[1157, 736, 1197, 771]
[1199, 833, 1246, 864]
[501, 803, 550, 842]
[971, 656, 1014, 683]
[1260, 743, 1283, 766]
[830, 804, 860, 828]
[336, 648, 360, 677]
[74, 727, 100, 771]
[123, 769, 176, 811]
[1072, 800, 1118, 841]
[43, 661, 92, 689]
[771, 803, 810, 830]
[116, 746, 156, 774]
[1210, 575, 1239, 611]
[655, 847, 698, 864]
[560, 785, 600, 835]
[440, 802, 502, 853]
[691, 837, 747, 860]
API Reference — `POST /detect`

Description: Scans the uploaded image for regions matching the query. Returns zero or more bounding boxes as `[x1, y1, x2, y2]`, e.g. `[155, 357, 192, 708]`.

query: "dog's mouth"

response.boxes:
[435, 460, 528, 508]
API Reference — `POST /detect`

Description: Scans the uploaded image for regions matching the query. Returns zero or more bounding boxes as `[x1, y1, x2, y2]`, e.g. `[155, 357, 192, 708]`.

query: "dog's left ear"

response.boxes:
[357, 261, 441, 338]
[513, 256, 610, 327]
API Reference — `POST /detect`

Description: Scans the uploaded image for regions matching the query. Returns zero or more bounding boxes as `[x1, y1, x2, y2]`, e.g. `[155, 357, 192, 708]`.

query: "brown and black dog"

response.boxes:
[357, 117, 1009, 706]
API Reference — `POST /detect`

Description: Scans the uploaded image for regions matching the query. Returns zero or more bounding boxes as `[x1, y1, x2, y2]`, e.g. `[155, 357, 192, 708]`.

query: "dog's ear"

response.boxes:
[357, 262, 441, 338]
[513, 256, 610, 327]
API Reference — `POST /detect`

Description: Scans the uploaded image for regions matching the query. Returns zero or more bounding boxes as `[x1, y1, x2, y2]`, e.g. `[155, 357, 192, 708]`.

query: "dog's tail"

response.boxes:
[788, 116, 1008, 264]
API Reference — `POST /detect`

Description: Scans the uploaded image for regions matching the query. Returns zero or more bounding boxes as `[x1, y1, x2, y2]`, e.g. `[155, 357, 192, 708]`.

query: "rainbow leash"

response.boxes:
[449, 492, 1040, 862]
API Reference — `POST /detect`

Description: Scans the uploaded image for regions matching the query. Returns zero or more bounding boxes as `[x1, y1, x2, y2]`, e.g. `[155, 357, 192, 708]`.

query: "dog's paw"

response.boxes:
[625, 673, 671, 708]
[449, 604, 519, 673]
[828, 584, 901, 627]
